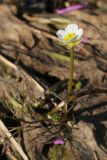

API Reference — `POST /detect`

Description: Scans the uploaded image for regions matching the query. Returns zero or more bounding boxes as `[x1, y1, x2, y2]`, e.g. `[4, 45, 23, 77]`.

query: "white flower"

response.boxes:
[56, 24, 83, 48]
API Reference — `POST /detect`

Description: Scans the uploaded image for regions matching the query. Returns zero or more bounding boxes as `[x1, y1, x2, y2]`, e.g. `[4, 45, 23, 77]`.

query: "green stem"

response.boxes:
[67, 47, 74, 102]
[62, 47, 74, 121]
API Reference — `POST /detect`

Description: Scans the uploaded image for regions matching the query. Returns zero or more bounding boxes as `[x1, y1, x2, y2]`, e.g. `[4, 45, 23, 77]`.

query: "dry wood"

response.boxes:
[0, 119, 28, 160]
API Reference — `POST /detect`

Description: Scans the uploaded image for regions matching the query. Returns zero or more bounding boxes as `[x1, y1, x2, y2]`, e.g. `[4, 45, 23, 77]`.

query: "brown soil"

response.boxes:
[0, 1, 107, 160]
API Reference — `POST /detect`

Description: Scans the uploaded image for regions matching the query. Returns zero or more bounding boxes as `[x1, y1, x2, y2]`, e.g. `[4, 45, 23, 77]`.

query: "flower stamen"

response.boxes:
[64, 33, 76, 41]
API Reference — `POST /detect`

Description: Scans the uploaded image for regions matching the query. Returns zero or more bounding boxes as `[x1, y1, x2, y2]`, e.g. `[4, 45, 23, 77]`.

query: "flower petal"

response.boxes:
[76, 28, 83, 40]
[56, 30, 66, 40]
[65, 24, 78, 34]
[53, 139, 64, 145]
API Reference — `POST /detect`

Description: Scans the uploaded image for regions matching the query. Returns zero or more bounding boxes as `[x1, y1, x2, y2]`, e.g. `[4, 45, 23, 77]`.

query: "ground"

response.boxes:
[0, 1, 107, 160]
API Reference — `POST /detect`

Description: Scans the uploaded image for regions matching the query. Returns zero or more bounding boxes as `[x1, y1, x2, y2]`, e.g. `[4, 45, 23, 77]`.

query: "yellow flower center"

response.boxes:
[64, 33, 76, 41]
